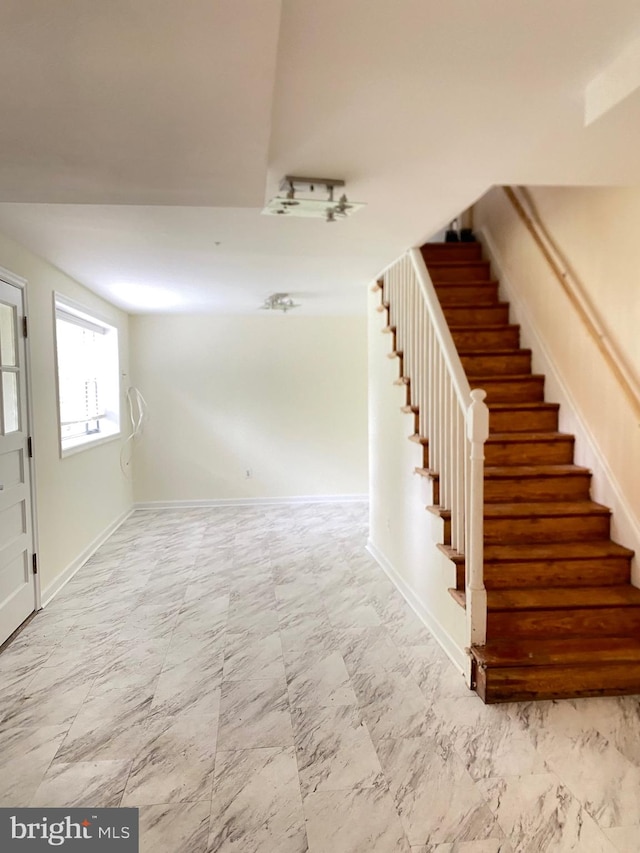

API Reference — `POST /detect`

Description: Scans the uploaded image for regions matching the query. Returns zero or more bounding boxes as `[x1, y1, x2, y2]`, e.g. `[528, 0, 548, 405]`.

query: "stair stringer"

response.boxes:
[366, 282, 471, 683]
[477, 224, 640, 585]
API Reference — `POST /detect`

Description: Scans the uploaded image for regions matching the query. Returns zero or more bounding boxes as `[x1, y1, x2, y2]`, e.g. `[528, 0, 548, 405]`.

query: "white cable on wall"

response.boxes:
[120, 386, 148, 477]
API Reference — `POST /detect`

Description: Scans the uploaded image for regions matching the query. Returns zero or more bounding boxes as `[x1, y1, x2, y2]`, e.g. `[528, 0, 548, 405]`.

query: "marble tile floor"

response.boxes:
[1, 504, 640, 851]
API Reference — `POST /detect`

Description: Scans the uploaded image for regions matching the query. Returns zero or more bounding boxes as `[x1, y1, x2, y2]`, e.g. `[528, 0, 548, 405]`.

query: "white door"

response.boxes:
[0, 279, 36, 645]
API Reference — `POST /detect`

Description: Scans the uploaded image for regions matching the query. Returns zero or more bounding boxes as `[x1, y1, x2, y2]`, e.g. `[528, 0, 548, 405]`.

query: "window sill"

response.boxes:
[60, 429, 121, 458]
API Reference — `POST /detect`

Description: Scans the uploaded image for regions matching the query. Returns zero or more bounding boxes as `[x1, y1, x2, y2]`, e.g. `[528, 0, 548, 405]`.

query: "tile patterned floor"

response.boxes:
[1, 503, 640, 851]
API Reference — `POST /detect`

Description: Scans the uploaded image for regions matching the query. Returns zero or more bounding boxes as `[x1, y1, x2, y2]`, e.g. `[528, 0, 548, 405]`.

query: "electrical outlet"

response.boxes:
[245, 469, 252, 479]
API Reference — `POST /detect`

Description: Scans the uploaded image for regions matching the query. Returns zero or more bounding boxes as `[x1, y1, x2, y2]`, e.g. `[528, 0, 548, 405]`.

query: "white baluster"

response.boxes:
[455, 406, 465, 554]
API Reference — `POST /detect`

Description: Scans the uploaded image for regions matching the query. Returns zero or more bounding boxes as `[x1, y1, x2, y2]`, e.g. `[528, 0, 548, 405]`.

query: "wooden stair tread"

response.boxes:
[472, 637, 640, 668]
[459, 348, 531, 357]
[449, 324, 519, 332]
[419, 464, 589, 482]
[408, 434, 428, 446]
[433, 284, 499, 290]
[484, 464, 590, 478]
[421, 242, 481, 253]
[426, 260, 489, 266]
[427, 505, 449, 519]
[444, 301, 510, 309]
[487, 401, 559, 411]
[449, 588, 466, 608]
[484, 541, 635, 561]
[487, 431, 572, 442]
[487, 585, 640, 610]
[483, 500, 610, 519]
[471, 372, 545, 381]
[415, 466, 436, 478]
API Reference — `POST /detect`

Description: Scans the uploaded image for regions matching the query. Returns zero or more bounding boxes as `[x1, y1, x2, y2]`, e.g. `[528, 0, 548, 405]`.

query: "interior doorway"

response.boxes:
[0, 272, 38, 646]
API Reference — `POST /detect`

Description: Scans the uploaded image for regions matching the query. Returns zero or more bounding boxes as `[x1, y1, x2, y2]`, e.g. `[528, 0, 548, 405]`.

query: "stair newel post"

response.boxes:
[466, 388, 489, 647]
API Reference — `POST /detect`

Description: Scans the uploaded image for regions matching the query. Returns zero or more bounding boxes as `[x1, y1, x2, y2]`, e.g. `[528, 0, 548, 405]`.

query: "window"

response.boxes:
[54, 295, 120, 455]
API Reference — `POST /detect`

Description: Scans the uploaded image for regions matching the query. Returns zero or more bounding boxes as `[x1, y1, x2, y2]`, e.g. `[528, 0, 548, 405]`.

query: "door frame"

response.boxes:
[0, 264, 41, 612]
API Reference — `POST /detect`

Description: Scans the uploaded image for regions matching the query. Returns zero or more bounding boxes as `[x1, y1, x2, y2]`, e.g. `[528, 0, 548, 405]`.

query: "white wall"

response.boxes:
[474, 186, 640, 577]
[367, 286, 469, 675]
[0, 231, 132, 597]
[130, 314, 368, 502]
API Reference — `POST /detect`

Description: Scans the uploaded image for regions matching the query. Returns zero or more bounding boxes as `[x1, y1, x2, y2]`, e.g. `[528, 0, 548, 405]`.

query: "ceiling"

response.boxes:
[2, 0, 640, 314]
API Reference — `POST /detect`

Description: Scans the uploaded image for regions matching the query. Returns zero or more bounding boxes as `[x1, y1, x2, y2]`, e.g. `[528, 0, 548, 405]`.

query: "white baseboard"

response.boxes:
[41, 508, 134, 607]
[366, 539, 469, 677]
[134, 494, 369, 510]
[479, 225, 640, 570]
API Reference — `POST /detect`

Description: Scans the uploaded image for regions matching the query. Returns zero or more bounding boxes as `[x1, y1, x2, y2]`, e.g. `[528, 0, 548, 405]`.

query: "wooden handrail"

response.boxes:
[408, 248, 472, 411]
[503, 186, 640, 424]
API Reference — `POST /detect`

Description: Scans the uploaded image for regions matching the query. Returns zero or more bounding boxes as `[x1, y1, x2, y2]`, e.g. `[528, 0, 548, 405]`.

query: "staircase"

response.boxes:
[377, 240, 640, 703]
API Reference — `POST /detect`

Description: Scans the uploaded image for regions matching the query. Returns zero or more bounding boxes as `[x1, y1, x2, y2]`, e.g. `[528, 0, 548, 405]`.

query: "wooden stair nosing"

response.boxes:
[486, 402, 560, 433]
[472, 637, 640, 668]
[443, 301, 510, 311]
[453, 587, 640, 617]
[485, 433, 575, 463]
[470, 371, 544, 382]
[484, 464, 590, 480]
[470, 376, 546, 403]
[426, 504, 450, 520]
[458, 347, 532, 357]
[438, 540, 634, 567]
[475, 661, 640, 703]
[450, 329, 522, 352]
[483, 465, 592, 502]
[487, 585, 640, 611]
[482, 500, 610, 520]
[421, 243, 483, 262]
[449, 588, 466, 609]
[415, 465, 437, 479]
[486, 431, 573, 445]
[443, 307, 512, 326]
[487, 606, 640, 640]
[409, 433, 428, 447]
[427, 262, 492, 282]
[483, 541, 635, 562]
[437, 542, 464, 564]
[462, 354, 534, 378]
[487, 401, 559, 414]
[427, 261, 490, 268]
[449, 323, 520, 332]
[433, 282, 500, 302]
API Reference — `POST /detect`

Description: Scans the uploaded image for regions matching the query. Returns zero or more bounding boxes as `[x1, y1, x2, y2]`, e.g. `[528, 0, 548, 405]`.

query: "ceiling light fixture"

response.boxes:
[260, 292, 300, 313]
[262, 176, 365, 222]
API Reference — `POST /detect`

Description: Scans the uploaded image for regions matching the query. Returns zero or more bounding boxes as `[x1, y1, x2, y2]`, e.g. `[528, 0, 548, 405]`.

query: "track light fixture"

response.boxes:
[262, 176, 365, 221]
[260, 292, 300, 313]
